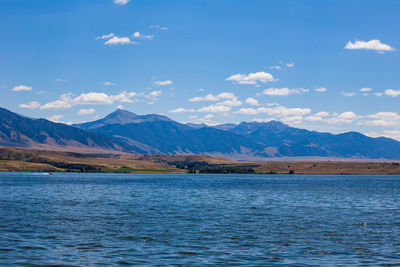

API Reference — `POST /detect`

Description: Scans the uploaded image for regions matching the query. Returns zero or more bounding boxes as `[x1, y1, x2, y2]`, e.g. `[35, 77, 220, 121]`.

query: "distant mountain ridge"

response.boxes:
[74, 109, 173, 130]
[2, 107, 400, 159]
[73, 109, 400, 159]
[0, 107, 135, 153]
[74, 110, 259, 155]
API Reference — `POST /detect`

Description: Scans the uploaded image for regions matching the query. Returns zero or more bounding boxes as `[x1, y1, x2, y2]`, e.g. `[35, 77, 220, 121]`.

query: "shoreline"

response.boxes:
[1, 147, 400, 175]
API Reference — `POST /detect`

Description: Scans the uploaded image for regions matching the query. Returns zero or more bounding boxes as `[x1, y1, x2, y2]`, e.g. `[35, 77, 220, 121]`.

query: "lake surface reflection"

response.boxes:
[0, 173, 399, 265]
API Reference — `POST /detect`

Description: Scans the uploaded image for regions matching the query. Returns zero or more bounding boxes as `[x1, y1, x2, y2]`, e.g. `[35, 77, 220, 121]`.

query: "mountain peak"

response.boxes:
[104, 109, 138, 121]
[74, 109, 175, 130]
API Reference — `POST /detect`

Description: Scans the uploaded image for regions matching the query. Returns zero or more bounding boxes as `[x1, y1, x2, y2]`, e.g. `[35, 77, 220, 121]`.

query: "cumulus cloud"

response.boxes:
[198, 105, 231, 113]
[114, 0, 130, 5]
[46, 115, 64, 123]
[245, 98, 259, 106]
[235, 104, 311, 125]
[19, 101, 40, 109]
[149, 90, 162, 97]
[315, 87, 327, 92]
[345, 39, 395, 52]
[281, 116, 303, 125]
[12, 85, 32, 91]
[104, 36, 137, 45]
[169, 108, 196, 113]
[189, 92, 241, 108]
[270, 65, 281, 70]
[306, 111, 361, 125]
[150, 25, 168, 30]
[377, 130, 400, 141]
[96, 33, 115, 40]
[360, 87, 372, 92]
[286, 62, 295, 67]
[104, 81, 116, 86]
[40, 94, 74, 110]
[234, 108, 259, 115]
[55, 78, 68, 82]
[98, 31, 155, 45]
[226, 71, 275, 85]
[40, 91, 137, 110]
[362, 112, 400, 127]
[154, 80, 172, 86]
[189, 92, 236, 102]
[262, 88, 309, 96]
[235, 105, 311, 117]
[305, 111, 330, 122]
[341, 91, 356, 97]
[77, 108, 96, 115]
[218, 99, 242, 107]
[132, 32, 154, 40]
[385, 89, 400, 97]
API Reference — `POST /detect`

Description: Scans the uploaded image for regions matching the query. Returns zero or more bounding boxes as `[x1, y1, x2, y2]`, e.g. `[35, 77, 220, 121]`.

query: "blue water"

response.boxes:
[0, 173, 399, 266]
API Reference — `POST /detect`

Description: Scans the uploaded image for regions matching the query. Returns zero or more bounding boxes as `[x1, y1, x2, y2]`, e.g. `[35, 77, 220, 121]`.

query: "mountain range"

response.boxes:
[1, 107, 400, 159]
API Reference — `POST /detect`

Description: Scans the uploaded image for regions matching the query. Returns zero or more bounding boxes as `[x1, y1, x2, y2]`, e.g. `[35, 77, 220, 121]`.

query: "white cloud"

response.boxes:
[385, 89, 400, 97]
[320, 111, 361, 125]
[360, 87, 372, 92]
[262, 88, 309, 96]
[305, 111, 330, 122]
[195, 114, 215, 124]
[218, 99, 242, 107]
[226, 71, 275, 85]
[189, 92, 241, 107]
[338, 111, 359, 120]
[149, 90, 162, 97]
[341, 91, 356, 97]
[345, 39, 395, 52]
[245, 97, 259, 106]
[19, 101, 40, 109]
[114, 0, 130, 5]
[47, 115, 64, 122]
[378, 130, 400, 141]
[77, 108, 96, 115]
[132, 32, 154, 40]
[117, 105, 124, 109]
[96, 33, 115, 40]
[375, 92, 383, 96]
[169, 108, 195, 113]
[40, 91, 137, 110]
[235, 108, 259, 115]
[189, 92, 236, 102]
[281, 115, 303, 124]
[12, 85, 32, 91]
[104, 81, 116, 86]
[41, 93, 74, 110]
[362, 112, 400, 127]
[235, 105, 311, 117]
[150, 25, 168, 31]
[270, 65, 281, 70]
[75, 92, 118, 105]
[198, 104, 231, 113]
[258, 106, 311, 117]
[286, 62, 295, 67]
[55, 78, 68, 82]
[104, 36, 137, 45]
[315, 87, 327, 92]
[154, 80, 172, 86]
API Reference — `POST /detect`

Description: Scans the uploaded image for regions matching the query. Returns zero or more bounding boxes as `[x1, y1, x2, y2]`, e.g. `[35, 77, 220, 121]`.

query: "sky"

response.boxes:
[1, 0, 400, 139]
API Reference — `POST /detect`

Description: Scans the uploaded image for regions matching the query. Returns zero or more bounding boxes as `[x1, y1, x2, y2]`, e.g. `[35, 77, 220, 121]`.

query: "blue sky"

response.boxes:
[1, 0, 400, 139]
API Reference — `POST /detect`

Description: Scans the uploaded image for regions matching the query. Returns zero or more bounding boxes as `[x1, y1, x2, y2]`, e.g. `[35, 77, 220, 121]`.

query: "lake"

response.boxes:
[0, 173, 399, 266]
